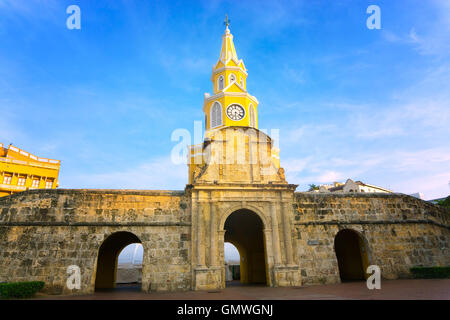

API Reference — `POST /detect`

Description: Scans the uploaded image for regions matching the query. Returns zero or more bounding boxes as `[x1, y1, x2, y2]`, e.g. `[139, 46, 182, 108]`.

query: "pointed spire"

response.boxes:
[219, 14, 238, 62]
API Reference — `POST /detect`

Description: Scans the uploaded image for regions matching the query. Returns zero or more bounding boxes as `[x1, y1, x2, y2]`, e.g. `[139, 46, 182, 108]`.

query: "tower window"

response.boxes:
[218, 76, 224, 90]
[229, 73, 236, 84]
[249, 104, 256, 128]
[210, 102, 222, 128]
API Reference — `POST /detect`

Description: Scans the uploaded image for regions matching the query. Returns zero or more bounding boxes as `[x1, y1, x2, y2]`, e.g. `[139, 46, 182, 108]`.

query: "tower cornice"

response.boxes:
[202, 92, 259, 112]
[211, 66, 248, 81]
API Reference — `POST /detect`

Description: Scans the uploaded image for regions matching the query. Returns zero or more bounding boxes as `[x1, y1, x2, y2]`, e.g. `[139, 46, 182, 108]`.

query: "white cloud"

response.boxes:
[283, 66, 306, 85]
[283, 147, 450, 199]
[381, 0, 450, 56]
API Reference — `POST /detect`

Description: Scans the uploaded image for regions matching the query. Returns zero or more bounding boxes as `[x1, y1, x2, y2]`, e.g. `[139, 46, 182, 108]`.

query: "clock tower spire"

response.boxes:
[203, 17, 259, 135]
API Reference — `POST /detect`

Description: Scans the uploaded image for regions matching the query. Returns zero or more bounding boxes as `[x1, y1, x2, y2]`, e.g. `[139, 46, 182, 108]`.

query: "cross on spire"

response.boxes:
[223, 14, 230, 29]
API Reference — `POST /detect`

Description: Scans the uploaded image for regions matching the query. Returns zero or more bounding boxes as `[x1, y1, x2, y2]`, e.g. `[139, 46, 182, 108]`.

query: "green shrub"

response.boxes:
[0, 281, 45, 299]
[436, 196, 450, 209]
[410, 267, 450, 279]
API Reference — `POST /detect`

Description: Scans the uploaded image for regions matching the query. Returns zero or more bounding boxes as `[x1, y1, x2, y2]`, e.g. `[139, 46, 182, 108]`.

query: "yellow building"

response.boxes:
[0, 143, 60, 197]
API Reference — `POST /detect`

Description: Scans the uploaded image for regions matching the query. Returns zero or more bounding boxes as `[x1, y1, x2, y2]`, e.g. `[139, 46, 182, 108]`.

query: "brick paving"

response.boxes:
[34, 279, 450, 300]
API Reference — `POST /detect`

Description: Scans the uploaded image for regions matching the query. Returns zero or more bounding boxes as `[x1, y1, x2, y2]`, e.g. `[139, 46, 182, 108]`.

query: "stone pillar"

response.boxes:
[282, 202, 294, 266]
[270, 202, 282, 266]
[218, 230, 226, 288]
[194, 194, 205, 267]
[263, 228, 274, 286]
[209, 201, 217, 267]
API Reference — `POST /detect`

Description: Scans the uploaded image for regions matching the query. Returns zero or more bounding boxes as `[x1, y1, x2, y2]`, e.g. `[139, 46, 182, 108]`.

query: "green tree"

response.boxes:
[437, 196, 450, 208]
[308, 184, 319, 191]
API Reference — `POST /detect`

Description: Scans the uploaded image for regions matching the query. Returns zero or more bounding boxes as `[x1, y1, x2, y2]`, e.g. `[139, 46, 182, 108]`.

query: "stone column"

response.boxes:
[218, 230, 226, 288]
[209, 201, 217, 267]
[282, 202, 294, 266]
[270, 202, 282, 266]
[263, 228, 274, 286]
[194, 194, 205, 267]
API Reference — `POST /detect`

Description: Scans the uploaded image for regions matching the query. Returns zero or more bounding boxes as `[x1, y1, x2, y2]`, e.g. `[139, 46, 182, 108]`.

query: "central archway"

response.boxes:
[223, 209, 268, 285]
[94, 231, 142, 290]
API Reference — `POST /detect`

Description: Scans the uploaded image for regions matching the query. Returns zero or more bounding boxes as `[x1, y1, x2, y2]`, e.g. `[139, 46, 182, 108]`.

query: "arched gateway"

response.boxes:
[223, 209, 268, 285]
[334, 229, 370, 281]
[94, 231, 142, 290]
[186, 23, 303, 290]
[0, 20, 448, 297]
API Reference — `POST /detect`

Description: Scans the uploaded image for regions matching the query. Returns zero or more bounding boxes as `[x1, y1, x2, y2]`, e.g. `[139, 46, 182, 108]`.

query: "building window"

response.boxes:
[218, 76, 224, 90]
[17, 177, 26, 186]
[45, 180, 53, 189]
[210, 102, 222, 128]
[229, 73, 236, 84]
[249, 104, 256, 127]
[32, 179, 40, 188]
[3, 175, 12, 185]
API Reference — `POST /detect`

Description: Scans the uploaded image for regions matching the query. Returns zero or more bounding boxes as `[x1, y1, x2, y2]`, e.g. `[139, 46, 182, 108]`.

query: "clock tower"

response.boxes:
[189, 17, 283, 185]
[203, 19, 259, 135]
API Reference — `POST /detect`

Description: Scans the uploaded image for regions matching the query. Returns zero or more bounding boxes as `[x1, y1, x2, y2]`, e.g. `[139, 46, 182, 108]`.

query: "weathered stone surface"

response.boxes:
[0, 189, 191, 294]
[0, 186, 448, 295]
[294, 193, 450, 285]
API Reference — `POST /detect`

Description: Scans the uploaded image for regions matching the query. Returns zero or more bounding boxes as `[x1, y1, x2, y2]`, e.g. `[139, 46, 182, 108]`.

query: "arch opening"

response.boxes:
[117, 243, 143, 285]
[224, 242, 241, 283]
[334, 229, 369, 282]
[223, 209, 268, 286]
[94, 231, 143, 291]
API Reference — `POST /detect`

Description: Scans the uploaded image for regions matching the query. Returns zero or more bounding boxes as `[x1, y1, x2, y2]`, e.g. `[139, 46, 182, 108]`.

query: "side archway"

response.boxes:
[94, 231, 142, 290]
[334, 229, 370, 281]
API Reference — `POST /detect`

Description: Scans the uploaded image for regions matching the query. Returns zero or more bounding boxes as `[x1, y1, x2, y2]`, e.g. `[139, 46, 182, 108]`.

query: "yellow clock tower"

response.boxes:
[203, 17, 259, 135]
[188, 18, 284, 185]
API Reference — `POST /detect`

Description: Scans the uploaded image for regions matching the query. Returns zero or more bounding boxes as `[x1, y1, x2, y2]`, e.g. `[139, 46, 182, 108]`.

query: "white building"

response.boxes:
[319, 179, 393, 193]
[409, 192, 425, 200]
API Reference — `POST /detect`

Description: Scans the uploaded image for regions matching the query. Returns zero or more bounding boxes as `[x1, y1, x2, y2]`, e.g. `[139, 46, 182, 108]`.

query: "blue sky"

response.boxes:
[1, 0, 449, 200]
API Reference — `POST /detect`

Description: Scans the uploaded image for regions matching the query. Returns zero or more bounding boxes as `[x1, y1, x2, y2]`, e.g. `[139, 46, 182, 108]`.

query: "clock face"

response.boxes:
[226, 104, 245, 121]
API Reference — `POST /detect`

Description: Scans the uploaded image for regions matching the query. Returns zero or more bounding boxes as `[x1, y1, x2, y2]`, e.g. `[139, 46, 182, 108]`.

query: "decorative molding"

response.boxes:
[0, 221, 192, 227]
[203, 92, 259, 111]
[212, 66, 248, 76]
[294, 219, 449, 230]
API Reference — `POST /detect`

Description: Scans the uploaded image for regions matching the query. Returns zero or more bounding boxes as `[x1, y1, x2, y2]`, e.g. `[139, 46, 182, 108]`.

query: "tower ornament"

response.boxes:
[223, 14, 230, 30]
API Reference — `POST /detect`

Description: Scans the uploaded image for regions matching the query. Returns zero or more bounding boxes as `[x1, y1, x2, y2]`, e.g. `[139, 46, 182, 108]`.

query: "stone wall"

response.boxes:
[0, 188, 448, 295]
[116, 265, 142, 284]
[0, 189, 191, 295]
[293, 192, 450, 285]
